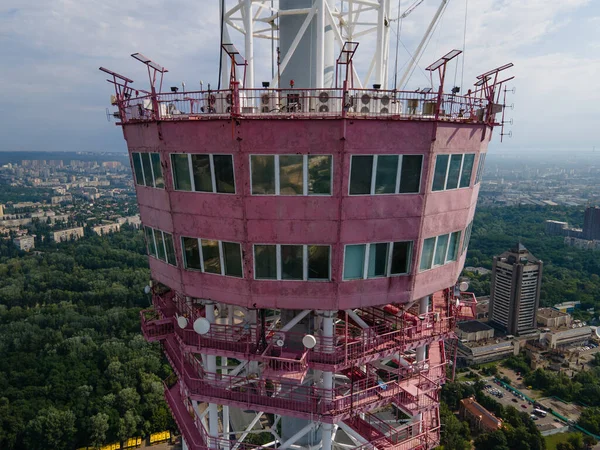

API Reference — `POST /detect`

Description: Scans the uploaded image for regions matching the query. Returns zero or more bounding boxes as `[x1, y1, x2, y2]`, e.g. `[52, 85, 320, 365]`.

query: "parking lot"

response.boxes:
[482, 379, 567, 433]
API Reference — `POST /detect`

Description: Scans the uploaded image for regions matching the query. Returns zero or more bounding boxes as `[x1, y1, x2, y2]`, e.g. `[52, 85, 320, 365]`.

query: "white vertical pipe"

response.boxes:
[204, 303, 219, 446]
[416, 296, 430, 362]
[321, 311, 335, 450]
[243, 0, 254, 88]
[316, 0, 325, 88]
[222, 306, 232, 450]
[382, 0, 391, 89]
[374, 0, 387, 86]
[323, 0, 335, 88]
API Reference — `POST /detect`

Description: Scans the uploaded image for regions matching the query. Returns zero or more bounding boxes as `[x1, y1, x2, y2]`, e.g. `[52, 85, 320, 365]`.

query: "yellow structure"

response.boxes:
[149, 430, 171, 444]
[123, 437, 142, 448]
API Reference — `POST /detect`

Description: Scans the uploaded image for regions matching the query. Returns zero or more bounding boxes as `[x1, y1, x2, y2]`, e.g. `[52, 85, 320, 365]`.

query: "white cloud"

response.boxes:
[0, 0, 597, 151]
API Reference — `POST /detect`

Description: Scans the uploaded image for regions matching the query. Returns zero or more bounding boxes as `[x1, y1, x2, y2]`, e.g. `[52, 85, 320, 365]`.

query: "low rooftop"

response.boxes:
[538, 308, 568, 319]
[458, 320, 494, 334]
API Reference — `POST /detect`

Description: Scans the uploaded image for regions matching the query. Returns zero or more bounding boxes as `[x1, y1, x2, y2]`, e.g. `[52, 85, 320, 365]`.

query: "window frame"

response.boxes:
[349, 154, 423, 196]
[170, 153, 236, 194]
[342, 241, 413, 280]
[132, 152, 164, 189]
[249, 154, 333, 196]
[475, 153, 487, 185]
[144, 226, 177, 267]
[431, 153, 476, 192]
[419, 231, 463, 272]
[180, 236, 244, 278]
[462, 221, 474, 255]
[252, 244, 332, 281]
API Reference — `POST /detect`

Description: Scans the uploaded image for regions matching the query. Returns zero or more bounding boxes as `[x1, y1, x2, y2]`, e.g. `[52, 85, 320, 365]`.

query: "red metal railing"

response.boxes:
[145, 292, 456, 372]
[140, 309, 173, 341]
[113, 86, 492, 125]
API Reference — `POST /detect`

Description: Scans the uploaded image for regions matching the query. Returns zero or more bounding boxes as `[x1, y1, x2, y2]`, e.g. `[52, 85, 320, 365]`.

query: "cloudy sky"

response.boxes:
[0, 0, 598, 153]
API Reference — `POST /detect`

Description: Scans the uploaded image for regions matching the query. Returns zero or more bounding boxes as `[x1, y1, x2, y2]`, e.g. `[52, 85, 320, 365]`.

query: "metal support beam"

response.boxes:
[243, 0, 254, 88]
[280, 309, 312, 332]
[416, 296, 430, 363]
[345, 309, 370, 329]
[279, 422, 316, 449]
[231, 412, 265, 450]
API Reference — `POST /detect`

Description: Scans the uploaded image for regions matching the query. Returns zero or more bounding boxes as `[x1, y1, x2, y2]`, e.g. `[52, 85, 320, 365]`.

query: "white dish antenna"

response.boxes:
[144, 285, 151, 294]
[176, 315, 188, 329]
[193, 317, 211, 335]
[595, 327, 600, 339]
[275, 339, 285, 347]
[459, 281, 469, 292]
[302, 334, 317, 349]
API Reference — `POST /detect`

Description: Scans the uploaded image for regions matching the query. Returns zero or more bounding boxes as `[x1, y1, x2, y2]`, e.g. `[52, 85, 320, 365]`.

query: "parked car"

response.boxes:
[512, 399, 518, 403]
[521, 404, 527, 409]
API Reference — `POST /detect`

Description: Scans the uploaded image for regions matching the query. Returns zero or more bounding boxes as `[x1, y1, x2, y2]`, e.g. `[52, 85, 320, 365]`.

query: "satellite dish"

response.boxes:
[275, 339, 285, 347]
[177, 315, 188, 329]
[302, 334, 317, 349]
[459, 281, 469, 292]
[595, 327, 600, 339]
[144, 285, 151, 294]
[193, 317, 210, 335]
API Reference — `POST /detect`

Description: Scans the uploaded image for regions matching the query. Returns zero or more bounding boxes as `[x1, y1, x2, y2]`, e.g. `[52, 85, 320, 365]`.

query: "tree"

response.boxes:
[474, 430, 510, 450]
[23, 407, 77, 450]
[439, 403, 471, 450]
[89, 413, 110, 448]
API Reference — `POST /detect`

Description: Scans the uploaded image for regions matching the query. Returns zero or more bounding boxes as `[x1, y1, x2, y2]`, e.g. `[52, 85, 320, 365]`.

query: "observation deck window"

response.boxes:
[343, 241, 412, 280]
[144, 226, 177, 266]
[349, 155, 422, 195]
[253, 244, 331, 281]
[171, 153, 236, 194]
[250, 155, 332, 196]
[432, 153, 476, 191]
[462, 220, 474, 255]
[419, 230, 462, 271]
[475, 153, 487, 185]
[132, 152, 164, 189]
[181, 236, 243, 277]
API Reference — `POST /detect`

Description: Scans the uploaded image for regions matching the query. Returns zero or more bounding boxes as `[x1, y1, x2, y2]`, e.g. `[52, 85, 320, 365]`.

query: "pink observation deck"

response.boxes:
[102, 45, 512, 450]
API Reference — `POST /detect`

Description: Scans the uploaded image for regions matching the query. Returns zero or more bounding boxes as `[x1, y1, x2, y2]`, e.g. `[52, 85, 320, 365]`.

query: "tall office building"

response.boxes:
[583, 206, 600, 240]
[489, 244, 543, 335]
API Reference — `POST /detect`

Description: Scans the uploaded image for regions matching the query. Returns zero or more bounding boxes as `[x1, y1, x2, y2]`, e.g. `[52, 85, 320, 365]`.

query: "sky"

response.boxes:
[0, 0, 598, 153]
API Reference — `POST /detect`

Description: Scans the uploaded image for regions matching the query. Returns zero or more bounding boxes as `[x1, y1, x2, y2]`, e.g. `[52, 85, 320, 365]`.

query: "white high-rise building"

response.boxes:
[489, 244, 543, 335]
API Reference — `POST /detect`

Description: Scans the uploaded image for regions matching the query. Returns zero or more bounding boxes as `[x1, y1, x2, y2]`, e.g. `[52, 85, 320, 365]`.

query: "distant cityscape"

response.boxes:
[0, 152, 139, 249]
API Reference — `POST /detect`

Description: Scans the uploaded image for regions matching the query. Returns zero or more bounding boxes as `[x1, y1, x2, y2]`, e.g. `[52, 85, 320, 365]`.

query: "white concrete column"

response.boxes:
[416, 296, 430, 363]
[243, 0, 254, 89]
[204, 302, 219, 446]
[321, 311, 335, 450]
[182, 437, 189, 450]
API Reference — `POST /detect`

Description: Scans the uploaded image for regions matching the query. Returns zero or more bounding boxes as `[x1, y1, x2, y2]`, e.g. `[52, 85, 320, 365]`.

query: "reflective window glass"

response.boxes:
[251, 155, 276, 194]
[349, 156, 374, 195]
[163, 232, 177, 265]
[367, 243, 389, 278]
[447, 231, 461, 262]
[445, 155, 463, 190]
[154, 229, 166, 261]
[151, 153, 164, 188]
[390, 241, 411, 275]
[182, 237, 201, 270]
[223, 242, 243, 277]
[459, 154, 475, 188]
[201, 239, 221, 274]
[145, 226, 156, 257]
[308, 155, 332, 195]
[374, 156, 398, 194]
[255, 245, 277, 279]
[281, 245, 303, 280]
[141, 153, 154, 187]
[308, 245, 330, 280]
[171, 154, 192, 191]
[399, 155, 422, 193]
[344, 244, 366, 279]
[214, 155, 235, 193]
[132, 153, 144, 185]
[191, 154, 212, 192]
[420, 238, 436, 271]
[279, 155, 303, 195]
[434, 234, 449, 266]
[432, 155, 449, 191]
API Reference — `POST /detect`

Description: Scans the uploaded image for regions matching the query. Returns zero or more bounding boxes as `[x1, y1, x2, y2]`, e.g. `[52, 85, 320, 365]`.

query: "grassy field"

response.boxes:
[544, 432, 582, 450]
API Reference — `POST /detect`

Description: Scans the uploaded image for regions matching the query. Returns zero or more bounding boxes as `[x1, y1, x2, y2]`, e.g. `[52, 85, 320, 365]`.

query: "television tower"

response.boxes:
[101, 1, 512, 448]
